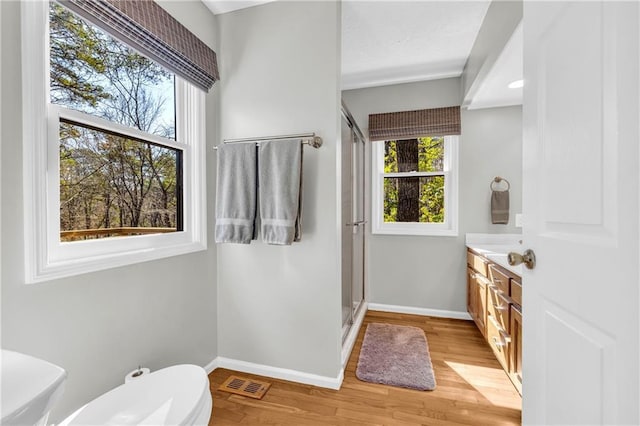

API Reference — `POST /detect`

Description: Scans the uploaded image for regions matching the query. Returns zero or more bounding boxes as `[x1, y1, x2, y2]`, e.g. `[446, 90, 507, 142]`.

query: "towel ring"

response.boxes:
[490, 176, 510, 191]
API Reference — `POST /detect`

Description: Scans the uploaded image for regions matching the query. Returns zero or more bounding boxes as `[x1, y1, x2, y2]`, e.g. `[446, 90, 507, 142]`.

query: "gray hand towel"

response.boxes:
[215, 143, 257, 244]
[491, 190, 510, 224]
[259, 140, 303, 245]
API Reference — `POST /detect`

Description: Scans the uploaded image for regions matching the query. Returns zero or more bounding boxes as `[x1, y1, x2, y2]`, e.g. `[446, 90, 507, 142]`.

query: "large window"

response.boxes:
[50, 3, 181, 241]
[23, 1, 207, 282]
[372, 136, 458, 236]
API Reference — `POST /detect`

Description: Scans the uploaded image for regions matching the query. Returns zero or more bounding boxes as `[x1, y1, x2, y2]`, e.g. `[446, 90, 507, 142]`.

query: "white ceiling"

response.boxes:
[202, 0, 274, 16]
[202, 0, 522, 109]
[466, 22, 523, 109]
[341, 1, 491, 90]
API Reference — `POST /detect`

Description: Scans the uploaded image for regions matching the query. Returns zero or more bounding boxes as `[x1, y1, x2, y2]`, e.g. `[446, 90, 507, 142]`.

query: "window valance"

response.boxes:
[58, 0, 220, 91]
[368, 106, 461, 141]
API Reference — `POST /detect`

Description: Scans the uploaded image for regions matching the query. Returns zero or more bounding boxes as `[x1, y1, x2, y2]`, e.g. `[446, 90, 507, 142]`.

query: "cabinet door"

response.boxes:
[467, 267, 477, 321]
[487, 314, 510, 371]
[476, 276, 487, 337]
[511, 277, 522, 306]
[510, 305, 522, 394]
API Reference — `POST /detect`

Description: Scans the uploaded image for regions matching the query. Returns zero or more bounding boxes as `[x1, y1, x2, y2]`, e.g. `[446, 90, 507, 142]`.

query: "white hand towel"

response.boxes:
[215, 143, 257, 244]
[259, 140, 303, 245]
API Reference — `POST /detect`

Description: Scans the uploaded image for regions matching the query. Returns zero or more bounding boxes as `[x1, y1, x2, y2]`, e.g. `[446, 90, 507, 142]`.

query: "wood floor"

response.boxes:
[208, 311, 522, 425]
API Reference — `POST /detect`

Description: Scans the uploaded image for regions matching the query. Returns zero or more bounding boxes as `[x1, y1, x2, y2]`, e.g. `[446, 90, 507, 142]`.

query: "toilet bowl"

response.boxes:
[60, 365, 212, 426]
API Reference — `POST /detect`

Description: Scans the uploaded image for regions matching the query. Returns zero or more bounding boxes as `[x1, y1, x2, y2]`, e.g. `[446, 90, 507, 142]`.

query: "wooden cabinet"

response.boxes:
[466, 267, 477, 324]
[488, 264, 510, 294]
[511, 277, 522, 306]
[467, 251, 489, 277]
[510, 304, 523, 394]
[487, 314, 509, 370]
[467, 266, 487, 337]
[487, 284, 510, 332]
[467, 248, 522, 394]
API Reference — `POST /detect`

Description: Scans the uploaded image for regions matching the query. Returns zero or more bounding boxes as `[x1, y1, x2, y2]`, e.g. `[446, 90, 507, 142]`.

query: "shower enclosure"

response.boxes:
[341, 102, 366, 341]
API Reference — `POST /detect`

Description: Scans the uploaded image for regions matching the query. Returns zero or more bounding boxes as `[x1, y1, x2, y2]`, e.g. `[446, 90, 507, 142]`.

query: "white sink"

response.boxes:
[1, 349, 67, 426]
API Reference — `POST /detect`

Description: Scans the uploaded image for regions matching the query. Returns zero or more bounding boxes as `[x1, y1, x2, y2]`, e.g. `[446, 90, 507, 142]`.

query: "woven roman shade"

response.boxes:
[58, 0, 220, 91]
[368, 106, 461, 141]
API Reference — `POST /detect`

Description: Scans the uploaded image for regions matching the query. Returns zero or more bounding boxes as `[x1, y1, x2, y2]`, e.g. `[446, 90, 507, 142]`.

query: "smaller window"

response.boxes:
[372, 136, 458, 236]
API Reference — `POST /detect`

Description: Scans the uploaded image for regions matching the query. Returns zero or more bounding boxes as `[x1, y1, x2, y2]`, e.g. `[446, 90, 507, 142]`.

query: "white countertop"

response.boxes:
[465, 234, 523, 276]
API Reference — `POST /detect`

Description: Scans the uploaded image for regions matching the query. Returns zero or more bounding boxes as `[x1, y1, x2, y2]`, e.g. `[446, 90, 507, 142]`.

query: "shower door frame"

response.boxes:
[340, 103, 366, 342]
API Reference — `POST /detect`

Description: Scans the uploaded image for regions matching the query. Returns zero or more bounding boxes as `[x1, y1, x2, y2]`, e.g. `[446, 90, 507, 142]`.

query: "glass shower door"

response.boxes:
[351, 127, 365, 318]
[341, 114, 354, 332]
[341, 105, 366, 340]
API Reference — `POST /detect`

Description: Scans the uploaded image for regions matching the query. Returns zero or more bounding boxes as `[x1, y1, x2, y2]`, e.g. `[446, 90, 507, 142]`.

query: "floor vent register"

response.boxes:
[218, 375, 271, 400]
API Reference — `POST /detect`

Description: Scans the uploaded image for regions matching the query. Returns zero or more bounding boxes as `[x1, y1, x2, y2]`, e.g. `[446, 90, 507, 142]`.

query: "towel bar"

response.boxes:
[490, 176, 510, 191]
[213, 133, 322, 150]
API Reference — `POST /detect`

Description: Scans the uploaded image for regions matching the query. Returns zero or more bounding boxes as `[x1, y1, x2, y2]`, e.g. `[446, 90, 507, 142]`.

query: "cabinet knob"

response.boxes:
[492, 336, 507, 347]
[508, 249, 536, 269]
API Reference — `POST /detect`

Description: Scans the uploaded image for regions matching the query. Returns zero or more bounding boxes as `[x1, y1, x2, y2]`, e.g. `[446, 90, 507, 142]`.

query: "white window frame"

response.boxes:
[371, 136, 458, 236]
[22, 1, 207, 283]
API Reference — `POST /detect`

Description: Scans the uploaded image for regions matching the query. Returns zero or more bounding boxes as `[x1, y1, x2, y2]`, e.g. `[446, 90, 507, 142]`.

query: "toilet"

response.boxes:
[59, 365, 212, 426]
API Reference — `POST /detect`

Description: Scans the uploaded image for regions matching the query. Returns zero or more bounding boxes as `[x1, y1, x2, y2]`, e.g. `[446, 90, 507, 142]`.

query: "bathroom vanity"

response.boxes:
[465, 235, 523, 394]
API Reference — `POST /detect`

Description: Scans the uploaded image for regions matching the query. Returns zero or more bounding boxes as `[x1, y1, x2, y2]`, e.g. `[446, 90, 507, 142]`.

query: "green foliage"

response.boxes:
[49, 3, 110, 107]
[383, 137, 445, 223]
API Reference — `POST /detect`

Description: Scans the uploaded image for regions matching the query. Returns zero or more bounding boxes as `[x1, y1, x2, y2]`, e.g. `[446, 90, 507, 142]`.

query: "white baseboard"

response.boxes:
[203, 357, 219, 374]
[341, 301, 367, 368]
[201, 302, 467, 389]
[367, 303, 472, 320]
[204, 356, 344, 390]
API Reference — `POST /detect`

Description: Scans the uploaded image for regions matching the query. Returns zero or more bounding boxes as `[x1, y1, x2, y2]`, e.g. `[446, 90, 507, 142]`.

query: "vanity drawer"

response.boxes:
[487, 315, 510, 371]
[487, 285, 511, 332]
[467, 250, 489, 277]
[511, 278, 522, 307]
[488, 264, 510, 294]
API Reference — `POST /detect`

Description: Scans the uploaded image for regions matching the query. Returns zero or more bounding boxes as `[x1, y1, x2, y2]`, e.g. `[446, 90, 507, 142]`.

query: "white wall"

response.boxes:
[0, 1, 219, 421]
[461, 0, 522, 105]
[461, 106, 522, 233]
[343, 79, 522, 313]
[216, 1, 343, 380]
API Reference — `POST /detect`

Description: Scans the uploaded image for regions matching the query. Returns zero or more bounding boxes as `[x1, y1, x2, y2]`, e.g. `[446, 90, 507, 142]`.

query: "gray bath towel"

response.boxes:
[259, 140, 303, 245]
[215, 143, 257, 244]
[491, 190, 510, 224]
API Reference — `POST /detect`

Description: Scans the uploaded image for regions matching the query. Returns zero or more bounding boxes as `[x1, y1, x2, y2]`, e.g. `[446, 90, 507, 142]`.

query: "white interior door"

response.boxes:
[522, 2, 639, 424]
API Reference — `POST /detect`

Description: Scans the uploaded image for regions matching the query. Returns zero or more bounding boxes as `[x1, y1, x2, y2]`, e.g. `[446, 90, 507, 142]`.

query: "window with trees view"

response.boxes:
[22, 1, 206, 282]
[372, 136, 458, 236]
[50, 3, 181, 241]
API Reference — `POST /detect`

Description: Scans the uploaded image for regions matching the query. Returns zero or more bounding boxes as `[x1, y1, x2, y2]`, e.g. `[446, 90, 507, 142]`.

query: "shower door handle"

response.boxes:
[346, 220, 367, 227]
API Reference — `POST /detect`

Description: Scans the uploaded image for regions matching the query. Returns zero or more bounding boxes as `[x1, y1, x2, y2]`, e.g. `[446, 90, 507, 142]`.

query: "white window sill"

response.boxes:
[372, 224, 458, 237]
[27, 240, 206, 284]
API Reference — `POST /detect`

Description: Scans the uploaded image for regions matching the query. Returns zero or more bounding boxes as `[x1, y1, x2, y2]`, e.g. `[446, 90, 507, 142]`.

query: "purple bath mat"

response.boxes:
[356, 322, 436, 391]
